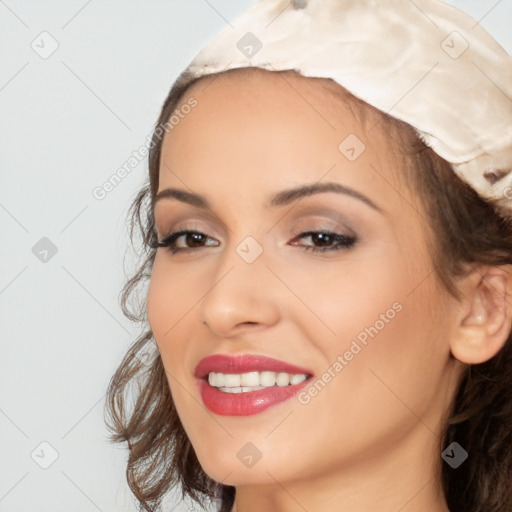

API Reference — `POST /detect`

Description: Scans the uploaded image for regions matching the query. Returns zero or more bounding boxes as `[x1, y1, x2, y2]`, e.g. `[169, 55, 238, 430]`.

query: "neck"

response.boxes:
[230, 420, 451, 512]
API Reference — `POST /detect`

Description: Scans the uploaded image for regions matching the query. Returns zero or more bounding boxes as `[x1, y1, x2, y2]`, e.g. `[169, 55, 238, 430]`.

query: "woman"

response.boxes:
[105, 1, 512, 511]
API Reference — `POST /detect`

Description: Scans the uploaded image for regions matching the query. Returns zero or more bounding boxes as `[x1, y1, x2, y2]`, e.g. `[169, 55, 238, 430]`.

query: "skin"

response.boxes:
[146, 68, 511, 512]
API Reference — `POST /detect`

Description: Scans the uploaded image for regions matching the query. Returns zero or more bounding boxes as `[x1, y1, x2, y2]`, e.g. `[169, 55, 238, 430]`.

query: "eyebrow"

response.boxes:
[154, 182, 382, 212]
[268, 182, 381, 211]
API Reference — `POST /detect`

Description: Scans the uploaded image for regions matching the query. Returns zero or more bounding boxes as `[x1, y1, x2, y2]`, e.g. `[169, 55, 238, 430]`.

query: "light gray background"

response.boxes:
[1, 1, 510, 511]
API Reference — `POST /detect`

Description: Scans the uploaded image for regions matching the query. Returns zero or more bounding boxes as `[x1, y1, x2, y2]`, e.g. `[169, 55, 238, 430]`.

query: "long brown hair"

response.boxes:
[104, 68, 512, 512]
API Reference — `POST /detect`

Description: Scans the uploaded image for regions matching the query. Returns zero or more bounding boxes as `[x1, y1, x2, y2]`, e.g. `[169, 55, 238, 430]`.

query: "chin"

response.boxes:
[194, 446, 294, 487]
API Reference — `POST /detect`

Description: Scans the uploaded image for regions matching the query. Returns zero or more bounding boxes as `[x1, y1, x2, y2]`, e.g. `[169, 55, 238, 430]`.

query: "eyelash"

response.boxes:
[153, 228, 357, 254]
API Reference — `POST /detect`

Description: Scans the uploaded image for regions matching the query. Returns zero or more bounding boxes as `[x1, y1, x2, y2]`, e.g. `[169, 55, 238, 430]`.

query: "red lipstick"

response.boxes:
[194, 354, 313, 416]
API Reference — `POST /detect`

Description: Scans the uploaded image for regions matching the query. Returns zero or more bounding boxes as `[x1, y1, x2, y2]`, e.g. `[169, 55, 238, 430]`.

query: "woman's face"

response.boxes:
[147, 69, 463, 488]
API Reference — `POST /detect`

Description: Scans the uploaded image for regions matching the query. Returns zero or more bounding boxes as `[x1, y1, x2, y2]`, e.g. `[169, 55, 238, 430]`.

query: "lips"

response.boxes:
[194, 353, 314, 416]
[194, 353, 314, 379]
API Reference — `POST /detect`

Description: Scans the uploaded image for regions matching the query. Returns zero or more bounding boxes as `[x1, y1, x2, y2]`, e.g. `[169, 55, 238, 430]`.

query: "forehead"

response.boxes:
[162, 69, 387, 164]
[185, 67, 378, 126]
[157, 67, 415, 216]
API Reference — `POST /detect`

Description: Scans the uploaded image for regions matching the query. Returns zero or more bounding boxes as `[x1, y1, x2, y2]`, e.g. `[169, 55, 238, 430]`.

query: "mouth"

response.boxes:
[194, 353, 314, 416]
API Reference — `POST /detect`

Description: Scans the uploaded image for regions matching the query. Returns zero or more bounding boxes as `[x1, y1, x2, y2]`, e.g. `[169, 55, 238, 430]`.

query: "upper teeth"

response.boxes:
[208, 371, 308, 388]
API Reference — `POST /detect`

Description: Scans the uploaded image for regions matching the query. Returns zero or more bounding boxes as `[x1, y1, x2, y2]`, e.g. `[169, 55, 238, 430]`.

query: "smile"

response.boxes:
[195, 354, 314, 416]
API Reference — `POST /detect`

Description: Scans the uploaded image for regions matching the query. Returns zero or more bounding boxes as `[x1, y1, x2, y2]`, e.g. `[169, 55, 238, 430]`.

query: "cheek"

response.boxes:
[146, 257, 201, 414]
[146, 253, 216, 397]
[146, 258, 171, 343]
[272, 244, 416, 348]
[146, 254, 203, 343]
[146, 257, 196, 400]
[285, 243, 447, 413]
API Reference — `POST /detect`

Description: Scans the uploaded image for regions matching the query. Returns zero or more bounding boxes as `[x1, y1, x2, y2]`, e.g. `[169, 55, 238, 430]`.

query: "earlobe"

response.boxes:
[450, 266, 512, 365]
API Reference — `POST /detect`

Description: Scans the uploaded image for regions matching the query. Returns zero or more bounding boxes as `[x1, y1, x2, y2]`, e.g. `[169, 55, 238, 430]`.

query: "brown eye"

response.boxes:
[289, 231, 357, 253]
[155, 230, 219, 253]
[181, 232, 207, 247]
[309, 232, 336, 246]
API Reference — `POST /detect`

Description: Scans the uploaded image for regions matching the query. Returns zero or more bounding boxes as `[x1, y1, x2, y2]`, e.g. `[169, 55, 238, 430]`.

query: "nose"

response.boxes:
[198, 246, 281, 338]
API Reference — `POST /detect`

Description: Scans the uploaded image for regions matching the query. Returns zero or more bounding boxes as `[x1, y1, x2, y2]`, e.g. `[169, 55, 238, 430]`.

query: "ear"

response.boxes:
[450, 265, 512, 365]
